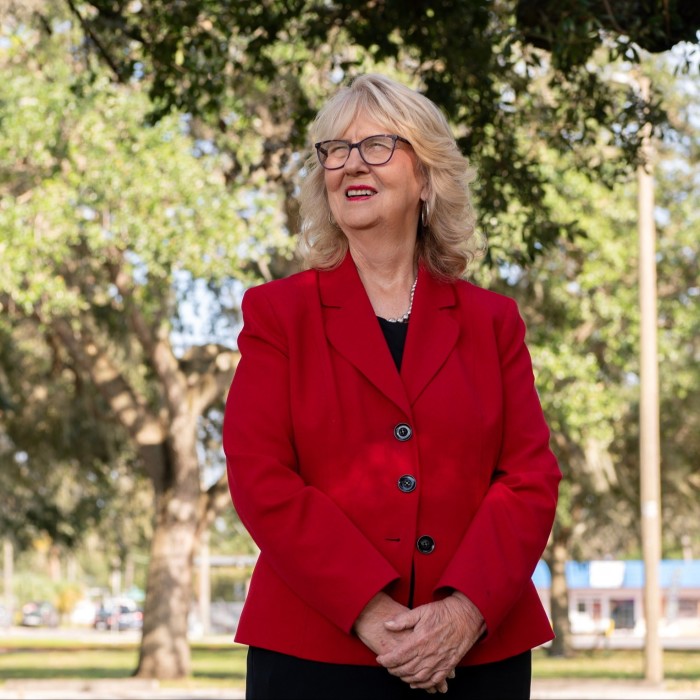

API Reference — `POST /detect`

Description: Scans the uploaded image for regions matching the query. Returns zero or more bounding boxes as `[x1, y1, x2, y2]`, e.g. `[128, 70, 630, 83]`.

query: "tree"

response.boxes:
[515, 0, 700, 58]
[636, 54, 700, 560]
[61, 0, 699, 260]
[472, 52, 700, 654]
[0, 12, 262, 677]
[0, 318, 126, 551]
[474, 142, 640, 652]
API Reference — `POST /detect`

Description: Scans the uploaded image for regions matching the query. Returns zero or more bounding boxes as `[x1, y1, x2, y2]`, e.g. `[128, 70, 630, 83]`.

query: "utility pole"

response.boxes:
[637, 73, 664, 686]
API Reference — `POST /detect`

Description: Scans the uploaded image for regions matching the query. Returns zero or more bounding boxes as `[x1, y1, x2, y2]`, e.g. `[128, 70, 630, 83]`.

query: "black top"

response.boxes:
[377, 316, 409, 371]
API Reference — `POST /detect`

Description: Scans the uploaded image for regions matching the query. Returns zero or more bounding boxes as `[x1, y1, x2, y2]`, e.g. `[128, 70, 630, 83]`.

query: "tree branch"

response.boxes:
[50, 315, 167, 486]
[197, 473, 233, 537]
[65, 0, 127, 84]
[105, 249, 188, 420]
[180, 344, 240, 417]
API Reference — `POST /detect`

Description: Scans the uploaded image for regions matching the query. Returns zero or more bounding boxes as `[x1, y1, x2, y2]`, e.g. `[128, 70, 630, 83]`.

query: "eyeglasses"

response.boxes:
[315, 134, 411, 170]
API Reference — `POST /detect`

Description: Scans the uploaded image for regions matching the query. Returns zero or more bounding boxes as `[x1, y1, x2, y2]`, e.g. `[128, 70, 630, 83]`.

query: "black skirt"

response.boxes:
[246, 646, 531, 700]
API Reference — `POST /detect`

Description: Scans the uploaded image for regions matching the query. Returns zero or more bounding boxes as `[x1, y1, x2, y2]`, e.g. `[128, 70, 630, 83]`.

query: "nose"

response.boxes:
[343, 144, 369, 172]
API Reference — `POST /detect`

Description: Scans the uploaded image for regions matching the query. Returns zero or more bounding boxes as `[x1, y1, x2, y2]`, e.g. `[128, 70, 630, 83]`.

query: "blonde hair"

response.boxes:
[297, 74, 483, 279]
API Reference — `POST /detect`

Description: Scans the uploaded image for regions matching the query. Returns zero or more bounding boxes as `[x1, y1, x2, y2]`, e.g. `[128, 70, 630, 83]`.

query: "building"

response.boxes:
[533, 559, 700, 637]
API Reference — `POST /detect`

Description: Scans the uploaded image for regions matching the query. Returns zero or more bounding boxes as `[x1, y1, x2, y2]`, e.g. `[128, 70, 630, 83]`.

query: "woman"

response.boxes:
[223, 74, 561, 699]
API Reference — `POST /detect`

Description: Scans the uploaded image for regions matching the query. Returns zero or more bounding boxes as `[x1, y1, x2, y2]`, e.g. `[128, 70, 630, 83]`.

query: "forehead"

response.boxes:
[337, 114, 392, 140]
[318, 96, 402, 140]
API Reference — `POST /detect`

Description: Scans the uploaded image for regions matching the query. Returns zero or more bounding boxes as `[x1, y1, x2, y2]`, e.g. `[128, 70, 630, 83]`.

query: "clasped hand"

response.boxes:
[354, 592, 485, 694]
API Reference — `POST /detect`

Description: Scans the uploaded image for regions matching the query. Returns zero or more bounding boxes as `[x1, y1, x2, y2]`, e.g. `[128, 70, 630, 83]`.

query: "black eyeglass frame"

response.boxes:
[314, 134, 412, 170]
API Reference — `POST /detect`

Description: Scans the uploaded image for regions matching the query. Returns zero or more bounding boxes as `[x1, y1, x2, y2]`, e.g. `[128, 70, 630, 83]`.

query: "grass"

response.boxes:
[0, 636, 698, 691]
[0, 637, 247, 689]
[532, 648, 700, 690]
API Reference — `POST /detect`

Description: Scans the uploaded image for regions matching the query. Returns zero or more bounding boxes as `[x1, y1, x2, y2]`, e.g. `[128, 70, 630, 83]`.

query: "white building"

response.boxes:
[533, 559, 700, 637]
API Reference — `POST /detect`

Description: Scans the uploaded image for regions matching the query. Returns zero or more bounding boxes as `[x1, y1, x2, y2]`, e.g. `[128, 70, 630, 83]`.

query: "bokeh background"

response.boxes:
[1, 0, 699, 694]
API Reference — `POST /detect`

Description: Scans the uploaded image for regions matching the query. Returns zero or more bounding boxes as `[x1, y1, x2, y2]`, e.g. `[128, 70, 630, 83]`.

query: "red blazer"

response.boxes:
[224, 253, 560, 666]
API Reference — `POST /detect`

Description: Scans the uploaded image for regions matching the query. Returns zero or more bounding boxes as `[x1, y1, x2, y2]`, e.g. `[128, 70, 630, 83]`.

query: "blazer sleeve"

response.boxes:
[223, 285, 400, 634]
[434, 296, 561, 633]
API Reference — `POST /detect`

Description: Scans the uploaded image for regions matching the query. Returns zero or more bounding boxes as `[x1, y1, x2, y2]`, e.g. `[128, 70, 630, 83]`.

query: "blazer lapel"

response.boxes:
[401, 266, 459, 406]
[319, 254, 411, 416]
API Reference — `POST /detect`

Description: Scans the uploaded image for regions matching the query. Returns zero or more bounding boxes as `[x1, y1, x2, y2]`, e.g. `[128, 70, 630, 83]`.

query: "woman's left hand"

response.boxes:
[375, 592, 485, 691]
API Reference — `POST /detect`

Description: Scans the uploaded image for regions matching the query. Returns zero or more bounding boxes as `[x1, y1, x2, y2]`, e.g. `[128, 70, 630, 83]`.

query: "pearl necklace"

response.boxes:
[385, 277, 418, 323]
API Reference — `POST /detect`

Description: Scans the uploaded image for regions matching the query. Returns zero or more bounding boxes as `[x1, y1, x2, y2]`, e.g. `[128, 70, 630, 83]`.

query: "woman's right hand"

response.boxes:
[377, 592, 484, 692]
[353, 592, 451, 694]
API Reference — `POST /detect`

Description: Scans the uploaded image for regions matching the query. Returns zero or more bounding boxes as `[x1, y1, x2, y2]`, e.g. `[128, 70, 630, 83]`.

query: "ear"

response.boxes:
[418, 166, 430, 203]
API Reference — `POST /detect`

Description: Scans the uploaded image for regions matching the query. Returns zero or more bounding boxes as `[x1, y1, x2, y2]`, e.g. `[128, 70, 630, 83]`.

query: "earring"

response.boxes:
[421, 200, 430, 228]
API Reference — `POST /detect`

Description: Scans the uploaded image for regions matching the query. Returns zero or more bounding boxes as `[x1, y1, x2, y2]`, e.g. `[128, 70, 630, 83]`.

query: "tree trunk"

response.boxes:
[545, 530, 572, 656]
[135, 427, 201, 679]
[50, 305, 238, 679]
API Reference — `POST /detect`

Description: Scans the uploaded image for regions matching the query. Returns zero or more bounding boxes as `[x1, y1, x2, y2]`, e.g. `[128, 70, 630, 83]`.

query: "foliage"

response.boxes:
[472, 51, 700, 562]
[0, 11, 245, 548]
[61, 0, 698, 265]
[53, 581, 84, 616]
[515, 0, 700, 59]
[0, 8, 260, 677]
[208, 569, 251, 602]
[11, 570, 60, 608]
[0, 320, 134, 550]
[475, 145, 641, 559]
[638, 55, 700, 555]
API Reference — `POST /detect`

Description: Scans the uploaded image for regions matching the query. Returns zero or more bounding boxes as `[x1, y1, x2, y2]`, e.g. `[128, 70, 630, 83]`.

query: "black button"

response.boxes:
[397, 475, 417, 493]
[394, 423, 413, 441]
[416, 535, 435, 554]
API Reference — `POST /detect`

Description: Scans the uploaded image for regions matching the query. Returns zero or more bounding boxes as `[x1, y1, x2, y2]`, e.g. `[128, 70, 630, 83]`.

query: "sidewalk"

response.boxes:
[0, 679, 242, 699]
[1, 679, 699, 699]
[532, 678, 700, 699]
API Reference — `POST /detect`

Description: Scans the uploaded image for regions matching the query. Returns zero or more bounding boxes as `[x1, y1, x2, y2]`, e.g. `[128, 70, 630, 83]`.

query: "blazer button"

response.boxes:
[416, 535, 435, 554]
[394, 423, 413, 441]
[397, 475, 417, 493]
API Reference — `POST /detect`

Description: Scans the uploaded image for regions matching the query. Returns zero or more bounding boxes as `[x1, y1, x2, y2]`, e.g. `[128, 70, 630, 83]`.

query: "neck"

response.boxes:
[349, 241, 416, 288]
[349, 245, 417, 321]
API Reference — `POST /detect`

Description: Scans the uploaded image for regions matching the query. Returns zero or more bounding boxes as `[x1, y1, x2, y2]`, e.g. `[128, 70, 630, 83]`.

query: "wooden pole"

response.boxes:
[637, 73, 663, 685]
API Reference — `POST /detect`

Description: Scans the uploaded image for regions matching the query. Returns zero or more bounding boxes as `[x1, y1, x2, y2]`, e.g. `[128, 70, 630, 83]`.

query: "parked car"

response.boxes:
[20, 601, 59, 628]
[94, 599, 143, 631]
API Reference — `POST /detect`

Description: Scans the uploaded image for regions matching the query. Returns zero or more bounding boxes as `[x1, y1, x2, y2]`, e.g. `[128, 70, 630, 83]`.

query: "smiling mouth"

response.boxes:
[345, 188, 377, 199]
